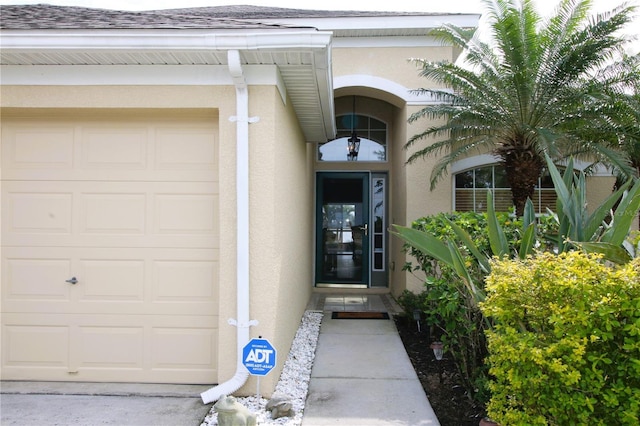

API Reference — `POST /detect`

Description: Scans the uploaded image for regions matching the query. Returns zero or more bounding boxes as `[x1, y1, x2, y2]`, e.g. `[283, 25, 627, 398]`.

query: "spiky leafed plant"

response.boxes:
[591, 54, 640, 226]
[406, 0, 639, 215]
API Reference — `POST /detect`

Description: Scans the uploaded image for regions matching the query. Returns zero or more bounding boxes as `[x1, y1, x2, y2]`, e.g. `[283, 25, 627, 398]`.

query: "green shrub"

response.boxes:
[398, 211, 520, 403]
[481, 252, 640, 425]
[406, 211, 525, 276]
[393, 157, 640, 420]
[397, 277, 491, 404]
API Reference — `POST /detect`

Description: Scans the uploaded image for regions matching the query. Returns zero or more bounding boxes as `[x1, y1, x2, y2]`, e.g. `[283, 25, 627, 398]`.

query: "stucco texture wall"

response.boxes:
[1, 83, 313, 395]
[330, 44, 459, 297]
[236, 85, 313, 397]
[1, 84, 238, 387]
[332, 46, 455, 90]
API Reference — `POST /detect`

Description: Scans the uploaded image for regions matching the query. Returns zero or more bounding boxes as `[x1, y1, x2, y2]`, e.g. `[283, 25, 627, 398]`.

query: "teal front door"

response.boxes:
[316, 172, 369, 286]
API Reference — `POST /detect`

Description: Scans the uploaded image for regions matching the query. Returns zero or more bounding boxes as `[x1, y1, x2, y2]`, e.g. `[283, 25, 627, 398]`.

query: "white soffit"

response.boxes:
[0, 29, 335, 143]
[332, 36, 444, 48]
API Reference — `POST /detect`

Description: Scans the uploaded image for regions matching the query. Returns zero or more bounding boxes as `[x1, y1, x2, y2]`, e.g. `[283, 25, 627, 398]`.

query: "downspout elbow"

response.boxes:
[200, 368, 249, 404]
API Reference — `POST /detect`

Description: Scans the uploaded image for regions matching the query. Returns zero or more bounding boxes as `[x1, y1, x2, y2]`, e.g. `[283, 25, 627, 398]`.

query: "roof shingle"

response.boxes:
[0, 4, 321, 29]
[0, 4, 436, 30]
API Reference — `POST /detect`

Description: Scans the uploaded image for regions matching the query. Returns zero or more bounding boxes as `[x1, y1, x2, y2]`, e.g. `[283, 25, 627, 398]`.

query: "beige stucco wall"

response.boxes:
[0, 85, 232, 111]
[332, 42, 636, 296]
[389, 103, 409, 298]
[586, 175, 616, 211]
[6, 36, 628, 390]
[331, 44, 460, 297]
[397, 106, 453, 296]
[586, 174, 639, 232]
[332, 46, 457, 90]
[236, 85, 313, 396]
[0, 83, 312, 396]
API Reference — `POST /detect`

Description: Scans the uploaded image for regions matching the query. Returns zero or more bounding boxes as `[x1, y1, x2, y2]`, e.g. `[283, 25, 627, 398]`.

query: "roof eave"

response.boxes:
[0, 28, 330, 51]
[0, 29, 336, 142]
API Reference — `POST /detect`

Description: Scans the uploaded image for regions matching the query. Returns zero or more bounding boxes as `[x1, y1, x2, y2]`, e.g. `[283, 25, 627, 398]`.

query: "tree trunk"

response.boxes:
[501, 147, 544, 217]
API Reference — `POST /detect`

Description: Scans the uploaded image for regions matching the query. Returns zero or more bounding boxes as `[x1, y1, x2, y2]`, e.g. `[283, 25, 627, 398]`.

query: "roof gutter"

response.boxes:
[0, 30, 333, 51]
[201, 49, 258, 404]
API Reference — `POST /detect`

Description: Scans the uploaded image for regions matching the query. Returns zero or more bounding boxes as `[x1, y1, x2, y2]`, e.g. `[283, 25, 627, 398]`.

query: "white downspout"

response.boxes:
[201, 49, 259, 404]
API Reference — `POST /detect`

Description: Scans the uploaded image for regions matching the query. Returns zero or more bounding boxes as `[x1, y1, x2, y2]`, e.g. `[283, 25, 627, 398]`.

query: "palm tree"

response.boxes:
[609, 59, 640, 226]
[582, 54, 640, 184]
[406, 0, 639, 215]
[615, 56, 640, 182]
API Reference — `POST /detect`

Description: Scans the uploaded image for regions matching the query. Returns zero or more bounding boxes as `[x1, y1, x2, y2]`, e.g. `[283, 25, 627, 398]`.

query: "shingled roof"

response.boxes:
[153, 5, 435, 19]
[0, 4, 479, 142]
[0, 4, 314, 29]
[0, 4, 434, 30]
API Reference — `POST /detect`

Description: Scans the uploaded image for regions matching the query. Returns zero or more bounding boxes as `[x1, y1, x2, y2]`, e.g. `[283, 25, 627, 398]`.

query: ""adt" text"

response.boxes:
[244, 349, 274, 364]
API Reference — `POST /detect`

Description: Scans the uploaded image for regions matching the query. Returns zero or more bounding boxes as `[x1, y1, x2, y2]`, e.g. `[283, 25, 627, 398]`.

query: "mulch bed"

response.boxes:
[394, 315, 485, 426]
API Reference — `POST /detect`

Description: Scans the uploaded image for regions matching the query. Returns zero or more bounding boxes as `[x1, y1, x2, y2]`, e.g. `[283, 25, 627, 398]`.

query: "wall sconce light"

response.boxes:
[347, 132, 360, 161]
[430, 341, 444, 361]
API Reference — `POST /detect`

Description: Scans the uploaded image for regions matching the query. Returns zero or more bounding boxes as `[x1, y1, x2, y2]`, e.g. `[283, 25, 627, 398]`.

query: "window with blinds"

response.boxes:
[454, 165, 557, 213]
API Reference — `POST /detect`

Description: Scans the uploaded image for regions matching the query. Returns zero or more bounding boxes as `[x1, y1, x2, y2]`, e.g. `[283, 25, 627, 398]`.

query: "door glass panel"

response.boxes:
[372, 177, 385, 272]
[317, 174, 368, 284]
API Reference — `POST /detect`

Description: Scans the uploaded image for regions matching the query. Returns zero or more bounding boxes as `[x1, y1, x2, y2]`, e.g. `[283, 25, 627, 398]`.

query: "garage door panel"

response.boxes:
[154, 260, 217, 302]
[6, 191, 73, 234]
[155, 194, 217, 234]
[3, 235, 218, 250]
[3, 169, 217, 184]
[3, 125, 75, 170]
[3, 257, 72, 302]
[2, 113, 220, 384]
[80, 193, 147, 235]
[155, 127, 217, 171]
[2, 119, 217, 182]
[3, 323, 70, 368]
[3, 247, 218, 316]
[152, 327, 217, 369]
[81, 126, 148, 170]
[76, 325, 145, 369]
[79, 259, 145, 302]
[3, 181, 219, 248]
[2, 314, 218, 383]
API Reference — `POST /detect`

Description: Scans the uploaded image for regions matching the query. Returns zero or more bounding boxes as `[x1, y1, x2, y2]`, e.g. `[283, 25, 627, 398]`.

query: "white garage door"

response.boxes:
[1, 110, 220, 384]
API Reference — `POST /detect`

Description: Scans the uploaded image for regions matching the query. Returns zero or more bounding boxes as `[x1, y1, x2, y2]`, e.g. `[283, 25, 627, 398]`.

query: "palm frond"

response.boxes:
[406, 0, 639, 214]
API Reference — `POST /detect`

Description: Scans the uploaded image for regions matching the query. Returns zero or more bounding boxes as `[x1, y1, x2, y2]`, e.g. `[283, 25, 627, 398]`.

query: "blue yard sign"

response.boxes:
[242, 338, 277, 376]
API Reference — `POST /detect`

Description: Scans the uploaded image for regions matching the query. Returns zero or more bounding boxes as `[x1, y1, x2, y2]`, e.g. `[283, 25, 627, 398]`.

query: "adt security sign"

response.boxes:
[242, 338, 277, 376]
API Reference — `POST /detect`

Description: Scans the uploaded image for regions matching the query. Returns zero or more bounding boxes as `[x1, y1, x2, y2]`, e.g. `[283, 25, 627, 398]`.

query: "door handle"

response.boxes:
[65, 277, 78, 285]
[363, 223, 368, 236]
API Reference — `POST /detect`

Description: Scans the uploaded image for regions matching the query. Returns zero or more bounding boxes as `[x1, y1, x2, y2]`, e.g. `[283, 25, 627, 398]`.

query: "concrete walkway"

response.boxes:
[0, 382, 211, 425]
[302, 294, 440, 425]
[0, 294, 439, 426]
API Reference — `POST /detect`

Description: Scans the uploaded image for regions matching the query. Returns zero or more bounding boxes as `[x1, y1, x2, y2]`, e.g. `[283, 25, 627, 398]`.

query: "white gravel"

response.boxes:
[200, 311, 323, 426]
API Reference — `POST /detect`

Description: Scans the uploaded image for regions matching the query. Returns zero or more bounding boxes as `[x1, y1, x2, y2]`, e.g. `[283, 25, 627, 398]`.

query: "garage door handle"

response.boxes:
[65, 277, 78, 285]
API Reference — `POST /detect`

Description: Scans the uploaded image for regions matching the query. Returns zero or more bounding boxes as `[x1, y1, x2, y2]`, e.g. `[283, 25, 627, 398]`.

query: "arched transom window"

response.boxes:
[318, 114, 387, 162]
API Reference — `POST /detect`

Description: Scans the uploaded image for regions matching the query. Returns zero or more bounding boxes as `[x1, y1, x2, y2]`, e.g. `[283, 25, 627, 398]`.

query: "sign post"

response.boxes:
[242, 337, 277, 400]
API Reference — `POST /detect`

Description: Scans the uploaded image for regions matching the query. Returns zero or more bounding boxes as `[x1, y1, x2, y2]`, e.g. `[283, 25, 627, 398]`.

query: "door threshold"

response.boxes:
[315, 283, 368, 289]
